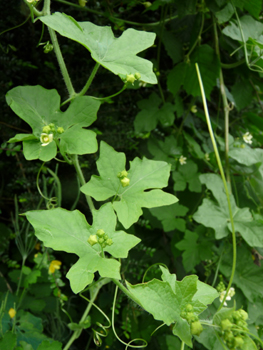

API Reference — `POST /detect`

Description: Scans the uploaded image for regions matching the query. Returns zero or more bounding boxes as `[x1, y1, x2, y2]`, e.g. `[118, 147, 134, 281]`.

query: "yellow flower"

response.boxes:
[40, 133, 53, 147]
[8, 308, 16, 318]
[49, 260, 62, 274]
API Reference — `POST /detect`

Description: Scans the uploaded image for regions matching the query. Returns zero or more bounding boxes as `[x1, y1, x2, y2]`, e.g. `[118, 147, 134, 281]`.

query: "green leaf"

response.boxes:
[222, 15, 263, 42]
[134, 94, 175, 133]
[149, 203, 188, 232]
[173, 160, 202, 193]
[40, 13, 157, 84]
[8, 134, 38, 143]
[0, 332, 17, 350]
[231, 80, 254, 111]
[17, 342, 34, 350]
[167, 62, 186, 95]
[176, 231, 201, 272]
[60, 125, 97, 155]
[184, 132, 205, 159]
[193, 174, 253, 239]
[184, 45, 220, 98]
[228, 220, 263, 248]
[16, 311, 48, 350]
[172, 318, 192, 347]
[23, 140, 57, 162]
[126, 269, 217, 345]
[162, 30, 183, 64]
[215, 3, 235, 24]
[196, 326, 222, 350]
[81, 142, 178, 228]
[6, 86, 100, 161]
[220, 244, 263, 302]
[37, 340, 62, 350]
[244, 0, 262, 18]
[229, 146, 263, 166]
[25, 203, 140, 293]
[6, 85, 61, 132]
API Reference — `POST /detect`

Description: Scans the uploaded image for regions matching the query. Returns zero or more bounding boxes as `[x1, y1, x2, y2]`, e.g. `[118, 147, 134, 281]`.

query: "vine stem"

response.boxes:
[180, 341, 185, 350]
[213, 17, 231, 186]
[71, 154, 95, 212]
[111, 279, 144, 309]
[195, 63, 236, 312]
[42, 0, 75, 97]
[63, 279, 109, 350]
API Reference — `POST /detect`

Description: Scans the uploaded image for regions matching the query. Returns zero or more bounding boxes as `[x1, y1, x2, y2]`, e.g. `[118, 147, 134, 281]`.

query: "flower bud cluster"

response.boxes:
[219, 309, 248, 349]
[87, 229, 113, 249]
[125, 72, 141, 85]
[40, 124, 64, 146]
[117, 170, 130, 187]
[180, 304, 203, 336]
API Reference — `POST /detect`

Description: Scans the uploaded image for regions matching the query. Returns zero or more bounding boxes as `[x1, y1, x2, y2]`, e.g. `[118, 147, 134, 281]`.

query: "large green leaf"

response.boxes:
[149, 203, 188, 232]
[134, 93, 175, 133]
[193, 174, 263, 246]
[25, 203, 140, 293]
[40, 13, 157, 84]
[126, 267, 218, 346]
[222, 15, 263, 42]
[220, 245, 263, 302]
[7, 86, 100, 161]
[81, 142, 178, 228]
[173, 160, 202, 193]
[147, 135, 182, 170]
[229, 146, 263, 166]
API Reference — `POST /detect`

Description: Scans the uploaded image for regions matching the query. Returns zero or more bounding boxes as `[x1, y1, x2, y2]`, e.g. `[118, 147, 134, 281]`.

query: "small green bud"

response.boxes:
[96, 229, 105, 237]
[43, 42, 53, 54]
[98, 238, 104, 245]
[42, 125, 51, 133]
[142, 1, 152, 8]
[88, 235, 98, 246]
[117, 170, 128, 178]
[134, 72, 141, 80]
[101, 242, 107, 248]
[106, 238, 113, 246]
[126, 74, 135, 84]
[121, 177, 130, 187]
[104, 234, 108, 240]
[78, 0, 87, 6]
[224, 330, 234, 341]
[186, 304, 193, 312]
[57, 127, 64, 134]
[190, 321, 203, 336]
[181, 311, 187, 318]
[221, 319, 232, 331]
[239, 309, 248, 321]
[234, 336, 244, 348]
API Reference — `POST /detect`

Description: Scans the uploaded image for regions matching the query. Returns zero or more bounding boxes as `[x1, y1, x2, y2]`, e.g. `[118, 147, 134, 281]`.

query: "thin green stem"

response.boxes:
[195, 63, 236, 312]
[111, 285, 147, 349]
[221, 58, 245, 69]
[42, 0, 75, 96]
[71, 154, 95, 212]
[213, 17, 231, 186]
[78, 62, 100, 97]
[53, 0, 178, 27]
[111, 279, 143, 309]
[46, 168, 62, 207]
[185, 12, 204, 59]
[180, 341, 185, 350]
[0, 15, 30, 37]
[63, 280, 108, 350]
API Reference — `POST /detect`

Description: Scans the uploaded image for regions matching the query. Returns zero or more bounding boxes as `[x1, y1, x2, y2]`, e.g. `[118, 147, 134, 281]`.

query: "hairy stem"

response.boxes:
[71, 154, 95, 212]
